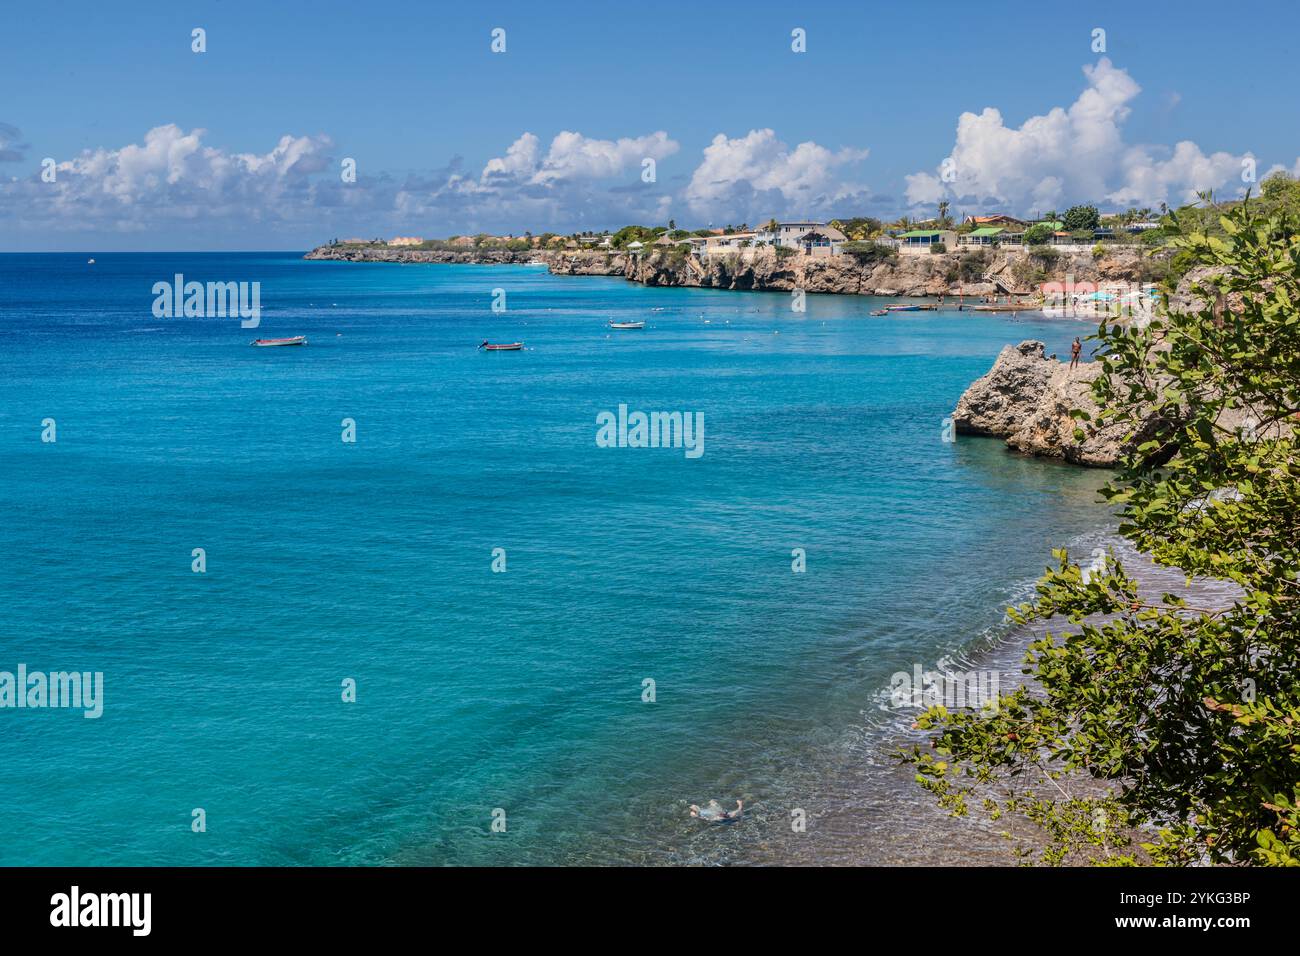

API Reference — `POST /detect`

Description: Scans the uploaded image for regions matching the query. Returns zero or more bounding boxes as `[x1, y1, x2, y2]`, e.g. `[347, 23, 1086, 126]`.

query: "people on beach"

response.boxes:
[690, 799, 743, 822]
[1070, 337, 1082, 370]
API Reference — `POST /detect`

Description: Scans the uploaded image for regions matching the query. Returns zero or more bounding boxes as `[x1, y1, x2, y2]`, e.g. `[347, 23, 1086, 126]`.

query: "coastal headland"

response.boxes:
[303, 243, 1159, 300]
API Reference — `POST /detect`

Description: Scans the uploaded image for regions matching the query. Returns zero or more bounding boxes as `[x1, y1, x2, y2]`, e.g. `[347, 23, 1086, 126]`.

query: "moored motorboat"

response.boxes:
[608, 320, 645, 330]
[869, 309, 888, 316]
[479, 341, 523, 351]
[251, 336, 307, 347]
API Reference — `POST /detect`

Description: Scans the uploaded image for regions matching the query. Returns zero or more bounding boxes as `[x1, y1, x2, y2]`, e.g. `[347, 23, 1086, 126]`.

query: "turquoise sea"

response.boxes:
[0, 252, 1110, 865]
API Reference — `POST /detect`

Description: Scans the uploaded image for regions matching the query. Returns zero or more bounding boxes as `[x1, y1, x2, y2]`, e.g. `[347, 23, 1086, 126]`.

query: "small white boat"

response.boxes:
[87, 258, 95, 265]
[608, 320, 645, 330]
[251, 336, 307, 347]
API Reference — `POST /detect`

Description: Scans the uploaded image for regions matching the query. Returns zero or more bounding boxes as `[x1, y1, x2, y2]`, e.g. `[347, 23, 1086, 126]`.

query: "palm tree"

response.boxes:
[760, 218, 779, 247]
[938, 200, 951, 228]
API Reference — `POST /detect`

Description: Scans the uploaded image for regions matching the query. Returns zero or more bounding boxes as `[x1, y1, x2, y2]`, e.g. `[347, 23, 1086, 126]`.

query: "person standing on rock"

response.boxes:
[1070, 337, 1083, 370]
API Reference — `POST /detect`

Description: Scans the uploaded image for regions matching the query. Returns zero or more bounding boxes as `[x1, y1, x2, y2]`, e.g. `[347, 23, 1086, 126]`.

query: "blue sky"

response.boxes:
[2, 0, 1298, 250]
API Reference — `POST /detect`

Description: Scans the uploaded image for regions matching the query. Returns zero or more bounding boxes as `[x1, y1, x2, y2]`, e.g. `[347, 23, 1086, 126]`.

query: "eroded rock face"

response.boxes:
[952, 341, 1057, 437]
[952, 341, 1136, 467]
[618, 246, 1153, 297]
[953, 334, 1286, 468]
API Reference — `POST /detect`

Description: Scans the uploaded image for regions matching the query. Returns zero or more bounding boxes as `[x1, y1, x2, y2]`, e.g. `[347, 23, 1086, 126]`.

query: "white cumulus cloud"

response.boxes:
[479, 130, 678, 186]
[907, 58, 1255, 213]
[395, 129, 681, 230]
[1, 124, 336, 239]
[685, 129, 869, 220]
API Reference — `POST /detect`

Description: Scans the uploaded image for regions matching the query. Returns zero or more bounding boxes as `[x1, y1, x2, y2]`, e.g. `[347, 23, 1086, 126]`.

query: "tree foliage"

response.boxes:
[1063, 204, 1101, 232]
[830, 217, 883, 240]
[609, 225, 661, 248]
[841, 240, 896, 263]
[906, 198, 1300, 865]
[1023, 223, 1055, 245]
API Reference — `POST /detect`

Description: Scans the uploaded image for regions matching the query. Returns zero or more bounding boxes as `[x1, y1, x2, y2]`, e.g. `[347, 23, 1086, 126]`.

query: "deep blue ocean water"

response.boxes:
[0, 252, 1109, 865]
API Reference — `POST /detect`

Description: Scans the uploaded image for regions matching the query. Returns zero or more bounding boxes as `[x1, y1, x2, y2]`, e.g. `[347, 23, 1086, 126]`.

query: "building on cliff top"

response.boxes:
[965, 214, 1028, 228]
[896, 229, 958, 252]
[388, 236, 424, 246]
[687, 231, 761, 255]
[771, 221, 835, 247]
[686, 222, 847, 256]
[795, 228, 845, 257]
[958, 226, 1006, 247]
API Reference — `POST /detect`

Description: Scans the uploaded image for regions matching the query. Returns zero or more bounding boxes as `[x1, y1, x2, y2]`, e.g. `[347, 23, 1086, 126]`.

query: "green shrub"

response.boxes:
[1011, 256, 1047, 287]
[841, 241, 896, 264]
[1023, 223, 1055, 245]
[957, 250, 989, 282]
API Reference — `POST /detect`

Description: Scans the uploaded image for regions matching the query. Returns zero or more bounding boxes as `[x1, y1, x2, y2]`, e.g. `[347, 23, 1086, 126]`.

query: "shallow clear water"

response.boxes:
[0, 252, 1110, 865]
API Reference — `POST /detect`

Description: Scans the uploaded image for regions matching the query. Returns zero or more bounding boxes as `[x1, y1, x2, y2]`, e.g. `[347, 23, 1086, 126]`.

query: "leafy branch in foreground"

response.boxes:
[904, 198, 1300, 865]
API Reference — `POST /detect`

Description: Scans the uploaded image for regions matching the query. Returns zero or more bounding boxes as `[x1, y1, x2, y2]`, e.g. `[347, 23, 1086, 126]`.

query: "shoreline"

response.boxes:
[298, 248, 1148, 863]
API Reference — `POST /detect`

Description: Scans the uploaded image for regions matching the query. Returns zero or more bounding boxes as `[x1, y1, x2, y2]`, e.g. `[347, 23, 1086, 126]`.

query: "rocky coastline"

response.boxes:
[303, 243, 1157, 299]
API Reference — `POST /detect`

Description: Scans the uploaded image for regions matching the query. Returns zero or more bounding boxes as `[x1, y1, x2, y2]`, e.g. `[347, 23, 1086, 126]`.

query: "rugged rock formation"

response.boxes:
[952, 341, 1137, 467]
[610, 246, 1151, 298]
[954, 333, 1279, 469]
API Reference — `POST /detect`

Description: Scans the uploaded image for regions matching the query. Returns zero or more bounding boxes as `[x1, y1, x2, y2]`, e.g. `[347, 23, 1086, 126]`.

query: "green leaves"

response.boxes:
[904, 199, 1300, 866]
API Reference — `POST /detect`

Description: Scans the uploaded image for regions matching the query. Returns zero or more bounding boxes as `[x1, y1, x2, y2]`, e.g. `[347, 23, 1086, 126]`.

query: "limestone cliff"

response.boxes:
[608, 246, 1150, 297]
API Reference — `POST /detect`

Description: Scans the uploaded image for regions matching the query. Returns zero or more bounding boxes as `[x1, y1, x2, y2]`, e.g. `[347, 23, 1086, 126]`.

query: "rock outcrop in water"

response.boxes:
[952, 341, 1136, 467]
[954, 325, 1280, 468]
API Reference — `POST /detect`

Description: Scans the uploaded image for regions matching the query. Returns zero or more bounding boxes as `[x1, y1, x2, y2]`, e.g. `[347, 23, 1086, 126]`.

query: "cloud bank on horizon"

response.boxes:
[0, 58, 1290, 244]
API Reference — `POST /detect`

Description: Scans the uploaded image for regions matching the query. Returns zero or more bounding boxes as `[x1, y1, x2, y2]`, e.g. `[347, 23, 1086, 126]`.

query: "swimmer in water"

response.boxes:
[690, 799, 743, 822]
